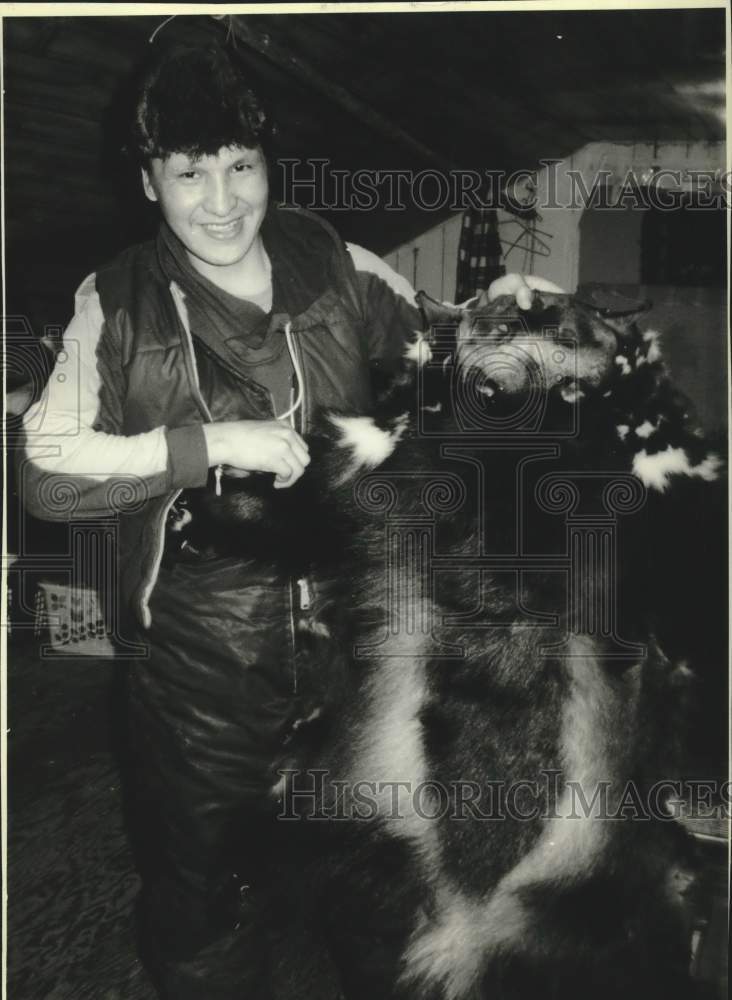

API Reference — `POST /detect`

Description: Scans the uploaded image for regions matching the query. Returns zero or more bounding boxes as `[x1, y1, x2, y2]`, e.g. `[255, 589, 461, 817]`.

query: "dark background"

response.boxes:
[3, 8, 726, 335]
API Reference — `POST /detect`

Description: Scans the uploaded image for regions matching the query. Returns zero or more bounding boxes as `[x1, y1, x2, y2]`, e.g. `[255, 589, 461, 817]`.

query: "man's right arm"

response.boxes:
[20, 275, 209, 521]
[202, 421, 309, 489]
[20, 275, 309, 522]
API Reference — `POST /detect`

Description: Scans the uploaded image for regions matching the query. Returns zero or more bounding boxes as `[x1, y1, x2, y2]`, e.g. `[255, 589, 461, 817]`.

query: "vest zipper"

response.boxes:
[297, 578, 312, 610]
[287, 329, 309, 693]
[170, 283, 215, 423]
[139, 488, 182, 629]
[288, 580, 298, 695]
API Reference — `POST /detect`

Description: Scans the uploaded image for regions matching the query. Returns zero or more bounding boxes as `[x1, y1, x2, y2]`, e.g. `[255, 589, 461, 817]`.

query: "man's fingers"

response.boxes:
[486, 273, 527, 302]
[272, 455, 296, 484]
[487, 273, 567, 311]
[282, 439, 308, 476]
[515, 285, 534, 311]
[274, 463, 303, 488]
[222, 467, 251, 479]
[274, 420, 309, 450]
[271, 422, 309, 470]
[523, 275, 566, 294]
[291, 439, 310, 468]
[273, 462, 298, 489]
[516, 276, 565, 310]
[272, 447, 308, 488]
[216, 420, 310, 482]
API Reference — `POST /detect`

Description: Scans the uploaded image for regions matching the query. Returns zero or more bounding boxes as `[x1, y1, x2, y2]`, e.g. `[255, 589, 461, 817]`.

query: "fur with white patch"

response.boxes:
[405, 331, 434, 366]
[330, 413, 407, 475]
[633, 446, 721, 491]
[174, 290, 719, 1000]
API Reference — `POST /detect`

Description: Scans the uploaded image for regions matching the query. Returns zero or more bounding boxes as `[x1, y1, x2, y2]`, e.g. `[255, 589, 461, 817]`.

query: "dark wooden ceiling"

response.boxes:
[3, 7, 725, 333]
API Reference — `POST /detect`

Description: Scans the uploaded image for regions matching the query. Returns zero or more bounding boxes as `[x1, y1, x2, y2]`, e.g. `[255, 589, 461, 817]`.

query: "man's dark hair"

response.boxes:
[127, 44, 273, 167]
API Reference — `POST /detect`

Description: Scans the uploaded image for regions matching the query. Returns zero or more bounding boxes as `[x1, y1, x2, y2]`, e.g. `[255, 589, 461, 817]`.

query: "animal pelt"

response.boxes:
[166, 290, 725, 1000]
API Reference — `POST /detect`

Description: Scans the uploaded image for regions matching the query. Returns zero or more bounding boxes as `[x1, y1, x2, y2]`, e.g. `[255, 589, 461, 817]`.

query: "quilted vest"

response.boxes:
[95, 205, 376, 629]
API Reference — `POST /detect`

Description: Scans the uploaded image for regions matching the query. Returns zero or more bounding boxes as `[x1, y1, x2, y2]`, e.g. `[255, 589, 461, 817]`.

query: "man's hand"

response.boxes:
[203, 419, 310, 489]
[487, 273, 565, 311]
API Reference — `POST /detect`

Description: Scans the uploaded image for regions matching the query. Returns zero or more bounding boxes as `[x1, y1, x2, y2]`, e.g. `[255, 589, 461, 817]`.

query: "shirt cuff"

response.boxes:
[165, 424, 209, 490]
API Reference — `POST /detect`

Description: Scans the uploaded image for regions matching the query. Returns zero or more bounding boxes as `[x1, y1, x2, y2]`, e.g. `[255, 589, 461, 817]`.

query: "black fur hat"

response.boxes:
[126, 43, 274, 166]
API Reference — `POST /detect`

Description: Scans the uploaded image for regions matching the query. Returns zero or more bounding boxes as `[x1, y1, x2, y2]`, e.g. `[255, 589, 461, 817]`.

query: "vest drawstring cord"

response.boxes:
[214, 322, 301, 497]
[275, 321, 304, 427]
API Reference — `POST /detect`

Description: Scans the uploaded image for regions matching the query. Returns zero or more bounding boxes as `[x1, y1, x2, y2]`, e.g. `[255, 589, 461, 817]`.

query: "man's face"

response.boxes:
[142, 144, 269, 279]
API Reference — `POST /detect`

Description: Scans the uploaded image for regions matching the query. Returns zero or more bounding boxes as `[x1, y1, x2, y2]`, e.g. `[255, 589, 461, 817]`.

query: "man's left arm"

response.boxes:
[346, 242, 565, 366]
[346, 243, 422, 368]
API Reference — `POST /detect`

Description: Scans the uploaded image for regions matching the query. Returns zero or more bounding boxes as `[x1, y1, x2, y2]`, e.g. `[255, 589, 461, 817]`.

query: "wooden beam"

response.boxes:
[224, 15, 460, 174]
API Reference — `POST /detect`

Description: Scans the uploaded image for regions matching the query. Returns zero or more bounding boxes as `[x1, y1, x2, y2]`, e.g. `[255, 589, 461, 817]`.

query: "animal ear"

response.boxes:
[416, 291, 463, 334]
[575, 288, 652, 335]
[594, 307, 653, 338]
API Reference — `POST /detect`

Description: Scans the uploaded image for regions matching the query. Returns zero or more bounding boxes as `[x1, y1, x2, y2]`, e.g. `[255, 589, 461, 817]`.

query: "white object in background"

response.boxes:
[34, 582, 115, 656]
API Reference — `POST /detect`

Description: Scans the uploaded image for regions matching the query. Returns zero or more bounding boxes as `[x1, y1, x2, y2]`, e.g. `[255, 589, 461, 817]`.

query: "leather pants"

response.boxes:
[122, 555, 411, 999]
[124, 555, 299, 999]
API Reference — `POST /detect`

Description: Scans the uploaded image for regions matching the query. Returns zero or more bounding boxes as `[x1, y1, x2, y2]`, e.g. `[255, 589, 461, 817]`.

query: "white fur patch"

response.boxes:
[642, 329, 662, 364]
[405, 331, 433, 366]
[353, 598, 436, 844]
[694, 454, 722, 481]
[616, 424, 630, 440]
[665, 863, 696, 908]
[330, 414, 406, 472]
[634, 420, 658, 439]
[403, 889, 493, 999]
[356, 605, 475, 997]
[615, 355, 631, 375]
[403, 635, 634, 997]
[297, 618, 331, 638]
[270, 772, 287, 801]
[632, 446, 721, 491]
[345, 583, 448, 869]
[292, 706, 323, 729]
[421, 402, 443, 414]
[169, 507, 193, 532]
[560, 382, 585, 403]
[672, 661, 694, 681]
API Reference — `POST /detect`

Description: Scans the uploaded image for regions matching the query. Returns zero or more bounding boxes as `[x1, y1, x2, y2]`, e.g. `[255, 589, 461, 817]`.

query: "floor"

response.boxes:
[6, 636, 344, 1000]
[5, 632, 729, 1000]
[7, 640, 155, 1000]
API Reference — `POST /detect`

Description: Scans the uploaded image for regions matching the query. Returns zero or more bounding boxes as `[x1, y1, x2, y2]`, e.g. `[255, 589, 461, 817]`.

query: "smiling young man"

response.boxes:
[22, 42, 550, 1000]
[142, 145, 270, 298]
[22, 43, 427, 999]
[141, 141, 313, 488]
